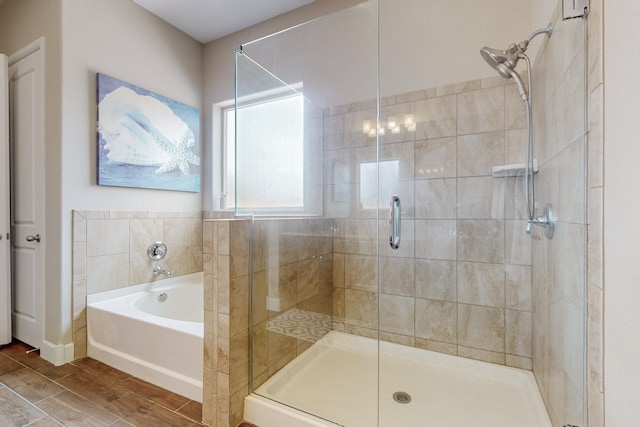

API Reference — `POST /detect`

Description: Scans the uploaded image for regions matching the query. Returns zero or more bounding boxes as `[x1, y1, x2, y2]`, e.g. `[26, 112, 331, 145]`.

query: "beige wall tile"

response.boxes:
[229, 276, 249, 337]
[505, 220, 532, 265]
[379, 257, 414, 297]
[457, 220, 504, 263]
[415, 220, 456, 260]
[457, 262, 505, 307]
[267, 264, 297, 316]
[457, 131, 505, 177]
[414, 338, 457, 355]
[458, 304, 505, 352]
[505, 129, 527, 165]
[164, 218, 202, 248]
[414, 95, 457, 139]
[415, 259, 456, 302]
[229, 331, 249, 394]
[72, 242, 86, 283]
[415, 299, 456, 343]
[415, 137, 457, 179]
[505, 264, 532, 311]
[458, 346, 505, 365]
[72, 280, 86, 320]
[129, 218, 164, 253]
[344, 289, 377, 329]
[86, 219, 129, 257]
[414, 178, 456, 219]
[73, 211, 86, 243]
[217, 222, 230, 256]
[86, 253, 129, 294]
[251, 271, 267, 326]
[506, 354, 532, 370]
[458, 86, 505, 135]
[129, 250, 155, 285]
[505, 310, 532, 357]
[344, 255, 377, 292]
[380, 294, 415, 336]
[343, 219, 377, 256]
[457, 177, 505, 220]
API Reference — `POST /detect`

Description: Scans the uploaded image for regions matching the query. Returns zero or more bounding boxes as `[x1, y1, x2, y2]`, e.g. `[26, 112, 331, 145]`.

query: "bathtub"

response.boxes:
[244, 331, 552, 427]
[87, 272, 203, 402]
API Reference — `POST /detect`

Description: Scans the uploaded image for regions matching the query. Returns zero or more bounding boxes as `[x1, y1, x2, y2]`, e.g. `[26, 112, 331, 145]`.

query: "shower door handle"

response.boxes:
[389, 195, 401, 250]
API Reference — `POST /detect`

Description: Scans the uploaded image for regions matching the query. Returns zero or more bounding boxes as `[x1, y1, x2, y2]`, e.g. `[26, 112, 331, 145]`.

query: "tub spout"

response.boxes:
[153, 265, 172, 278]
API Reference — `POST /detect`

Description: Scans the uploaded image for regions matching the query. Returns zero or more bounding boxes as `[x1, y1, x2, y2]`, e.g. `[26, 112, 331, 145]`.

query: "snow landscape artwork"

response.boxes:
[97, 73, 201, 192]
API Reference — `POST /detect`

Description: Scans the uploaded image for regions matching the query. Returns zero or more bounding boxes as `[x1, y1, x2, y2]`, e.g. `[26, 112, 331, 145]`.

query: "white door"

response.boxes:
[9, 42, 45, 349]
[0, 54, 10, 346]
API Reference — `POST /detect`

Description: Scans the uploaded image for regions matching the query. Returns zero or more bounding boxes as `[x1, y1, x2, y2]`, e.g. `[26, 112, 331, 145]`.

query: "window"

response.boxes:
[221, 90, 321, 214]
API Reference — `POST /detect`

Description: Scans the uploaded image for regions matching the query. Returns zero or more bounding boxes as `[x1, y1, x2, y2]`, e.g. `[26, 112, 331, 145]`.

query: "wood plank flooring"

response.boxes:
[0, 339, 204, 426]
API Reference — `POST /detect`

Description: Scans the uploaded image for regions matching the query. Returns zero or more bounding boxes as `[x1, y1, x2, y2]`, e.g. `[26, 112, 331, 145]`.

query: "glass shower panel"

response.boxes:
[377, 1, 587, 427]
[236, 2, 380, 426]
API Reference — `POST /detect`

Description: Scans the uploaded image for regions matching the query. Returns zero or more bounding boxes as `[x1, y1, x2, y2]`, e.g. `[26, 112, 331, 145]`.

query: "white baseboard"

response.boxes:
[40, 340, 74, 366]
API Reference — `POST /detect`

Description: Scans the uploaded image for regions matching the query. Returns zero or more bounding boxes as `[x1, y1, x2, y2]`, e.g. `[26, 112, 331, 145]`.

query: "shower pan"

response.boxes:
[231, 1, 588, 426]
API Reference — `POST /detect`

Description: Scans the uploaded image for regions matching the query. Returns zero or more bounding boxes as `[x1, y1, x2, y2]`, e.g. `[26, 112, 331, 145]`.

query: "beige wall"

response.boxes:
[57, 0, 203, 355]
[0, 0, 65, 355]
[0, 0, 204, 361]
[604, 0, 640, 425]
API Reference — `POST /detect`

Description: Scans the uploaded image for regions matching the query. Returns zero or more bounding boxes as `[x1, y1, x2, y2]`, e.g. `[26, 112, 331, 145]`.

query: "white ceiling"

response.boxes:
[133, 0, 315, 44]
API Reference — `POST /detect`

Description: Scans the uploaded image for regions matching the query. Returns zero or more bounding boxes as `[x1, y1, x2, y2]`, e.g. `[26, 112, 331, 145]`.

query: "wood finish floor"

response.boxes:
[0, 340, 204, 426]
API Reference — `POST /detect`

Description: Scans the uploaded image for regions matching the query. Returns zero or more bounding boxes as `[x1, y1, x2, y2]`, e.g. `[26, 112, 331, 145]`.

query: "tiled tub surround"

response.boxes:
[324, 75, 534, 368]
[72, 210, 203, 359]
[202, 218, 333, 427]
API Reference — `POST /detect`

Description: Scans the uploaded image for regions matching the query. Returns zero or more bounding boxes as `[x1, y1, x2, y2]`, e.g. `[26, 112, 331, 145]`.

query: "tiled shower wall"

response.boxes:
[202, 217, 333, 427]
[325, 74, 534, 367]
[250, 218, 334, 387]
[586, 0, 604, 426]
[530, 5, 590, 427]
[72, 210, 203, 358]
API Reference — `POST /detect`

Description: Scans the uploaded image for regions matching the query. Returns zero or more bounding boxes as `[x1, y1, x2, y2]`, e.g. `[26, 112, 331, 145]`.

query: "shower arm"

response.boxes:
[526, 24, 553, 44]
[518, 24, 554, 52]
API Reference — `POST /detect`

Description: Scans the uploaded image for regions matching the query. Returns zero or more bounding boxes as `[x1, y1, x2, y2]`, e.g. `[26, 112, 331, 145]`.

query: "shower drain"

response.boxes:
[392, 391, 411, 404]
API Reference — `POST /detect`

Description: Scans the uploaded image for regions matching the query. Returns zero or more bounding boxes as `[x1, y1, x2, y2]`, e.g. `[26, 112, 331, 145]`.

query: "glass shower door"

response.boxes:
[377, 1, 587, 426]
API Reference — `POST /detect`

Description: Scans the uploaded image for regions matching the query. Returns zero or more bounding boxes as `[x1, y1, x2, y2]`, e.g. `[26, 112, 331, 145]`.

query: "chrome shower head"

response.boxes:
[480, 24, 552, 103]
[480, 43, 523, 74]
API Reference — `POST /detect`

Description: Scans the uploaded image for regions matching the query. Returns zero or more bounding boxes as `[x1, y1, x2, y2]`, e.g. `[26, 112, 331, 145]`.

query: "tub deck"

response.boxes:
[245, 331, 551, 427]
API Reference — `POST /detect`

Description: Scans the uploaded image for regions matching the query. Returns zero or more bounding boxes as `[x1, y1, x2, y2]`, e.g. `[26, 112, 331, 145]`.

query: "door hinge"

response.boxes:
[562, 0, 589, 20]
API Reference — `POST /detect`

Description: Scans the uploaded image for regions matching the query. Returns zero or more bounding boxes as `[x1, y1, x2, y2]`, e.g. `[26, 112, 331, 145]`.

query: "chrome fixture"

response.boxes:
[153, 265, 172, 278]
[147, 241, 167, 260]
[26, 234, 41, 242]
[481, 25, 555, 239]
[480, 24, 552, 103]
[393, 391, 411, 404]
[562, 0, 589, 20]
[389, 195, 401, 250]
[525, 203, 556, 239]
[157, 292, 168, 302]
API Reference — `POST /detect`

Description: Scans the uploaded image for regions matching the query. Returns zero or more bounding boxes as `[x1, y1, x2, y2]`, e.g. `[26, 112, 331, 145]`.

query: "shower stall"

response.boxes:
[230, 1, 587, 426]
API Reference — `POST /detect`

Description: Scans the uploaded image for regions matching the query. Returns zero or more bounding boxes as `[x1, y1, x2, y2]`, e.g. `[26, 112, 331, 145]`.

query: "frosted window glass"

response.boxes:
[227, 94, 304, 209]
